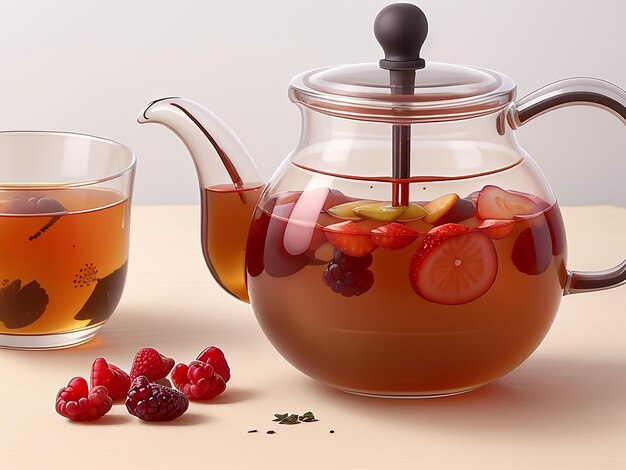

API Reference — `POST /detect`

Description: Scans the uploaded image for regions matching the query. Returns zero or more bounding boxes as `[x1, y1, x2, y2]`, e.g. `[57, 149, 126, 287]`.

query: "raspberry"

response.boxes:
[55, 377, 112, 421]
[322, 250, 374, 297]
[125, 376, 189, 422]
[172, 361, 226, 400]
[130, 348, 175, 381]
[90, 357, 131, 400]
[196, 346, 231, 383]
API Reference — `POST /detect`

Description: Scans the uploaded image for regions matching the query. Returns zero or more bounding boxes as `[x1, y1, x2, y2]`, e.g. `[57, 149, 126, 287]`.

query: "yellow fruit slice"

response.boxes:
[397, 202, 428, 221]
[327, 200, 374, 220]
[353, 202, 406, 222]
[423, 193, 459, 224]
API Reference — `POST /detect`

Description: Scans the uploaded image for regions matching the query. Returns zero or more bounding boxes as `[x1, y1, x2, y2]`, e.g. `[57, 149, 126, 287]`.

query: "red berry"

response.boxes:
[130, 348, 175, 381]
[125, 376, 189, 422]
[371, 222, 419, 250]
[409, 224, 498, 305]
[511, 222, 552, 275]
[196, 346, 231, 383]
[172, 361, 226, 400]
[323, 221, 379, 257]
[55, 377, 112, 421]
[90, 357, 131, 400]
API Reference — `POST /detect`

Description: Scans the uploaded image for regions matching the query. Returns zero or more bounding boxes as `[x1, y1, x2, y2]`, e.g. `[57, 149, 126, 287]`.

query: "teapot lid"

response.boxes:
[289, 4, 515, 124]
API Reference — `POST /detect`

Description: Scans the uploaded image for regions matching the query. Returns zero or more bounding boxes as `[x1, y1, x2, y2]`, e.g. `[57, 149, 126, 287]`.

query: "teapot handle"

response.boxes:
[507, 78, 626, 295]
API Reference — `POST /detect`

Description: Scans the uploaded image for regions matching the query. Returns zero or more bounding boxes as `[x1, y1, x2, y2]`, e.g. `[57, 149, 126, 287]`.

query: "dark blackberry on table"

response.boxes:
[125, 376, 188, 422]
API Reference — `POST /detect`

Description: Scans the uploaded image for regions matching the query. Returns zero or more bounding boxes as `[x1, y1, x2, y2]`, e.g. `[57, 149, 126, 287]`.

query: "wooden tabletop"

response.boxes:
[1, 205, 625, 469]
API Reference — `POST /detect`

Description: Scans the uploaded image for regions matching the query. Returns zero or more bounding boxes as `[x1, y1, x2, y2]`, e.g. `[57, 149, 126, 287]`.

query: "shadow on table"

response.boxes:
[8, 302, 257, 357]
[311, 356, 626, 436]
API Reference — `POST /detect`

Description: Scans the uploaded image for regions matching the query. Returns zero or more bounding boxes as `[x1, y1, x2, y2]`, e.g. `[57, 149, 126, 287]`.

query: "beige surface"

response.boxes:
[1, 205, 625, 469]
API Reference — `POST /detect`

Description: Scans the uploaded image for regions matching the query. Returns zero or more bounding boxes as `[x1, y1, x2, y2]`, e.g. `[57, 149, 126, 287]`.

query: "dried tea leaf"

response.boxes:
[273, 413, 288, 422]
[279, 414, 300, 425]
[299, 411, 318, 422]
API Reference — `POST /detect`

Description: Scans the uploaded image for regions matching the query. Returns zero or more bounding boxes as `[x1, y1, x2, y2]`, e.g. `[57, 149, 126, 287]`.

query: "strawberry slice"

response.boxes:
[477, 185, 541, 220]
[409, 224, 498, 305]
[323, 221, 379, 257]
[478, 219, 515, 240]
[371, 222, 419, 250]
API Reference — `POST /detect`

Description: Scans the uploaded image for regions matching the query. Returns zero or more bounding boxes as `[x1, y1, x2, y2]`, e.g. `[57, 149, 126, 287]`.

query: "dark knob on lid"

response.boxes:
[374, 3, 428, 71]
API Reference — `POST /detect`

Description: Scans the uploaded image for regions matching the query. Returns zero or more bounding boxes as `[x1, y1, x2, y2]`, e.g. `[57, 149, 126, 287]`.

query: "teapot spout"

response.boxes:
[138, 97, 263, 189]
[138, 98, 265, 303]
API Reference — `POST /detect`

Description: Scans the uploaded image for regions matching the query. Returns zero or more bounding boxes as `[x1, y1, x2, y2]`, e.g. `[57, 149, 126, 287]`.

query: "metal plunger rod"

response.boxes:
[390, 69, 416, 206]
[374, 3, 428, 207]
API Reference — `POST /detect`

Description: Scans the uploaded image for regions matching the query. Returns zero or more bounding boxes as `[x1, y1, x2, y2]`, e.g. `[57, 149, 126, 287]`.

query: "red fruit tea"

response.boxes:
[245, 189, 567, 396]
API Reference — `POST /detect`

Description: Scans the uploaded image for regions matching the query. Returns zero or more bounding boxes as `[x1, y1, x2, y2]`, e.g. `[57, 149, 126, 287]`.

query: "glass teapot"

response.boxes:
[138, 4, 625, 397]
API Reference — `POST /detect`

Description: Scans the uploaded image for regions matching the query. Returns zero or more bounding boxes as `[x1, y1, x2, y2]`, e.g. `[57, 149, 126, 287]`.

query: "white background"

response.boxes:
[0, 0, 624, 205]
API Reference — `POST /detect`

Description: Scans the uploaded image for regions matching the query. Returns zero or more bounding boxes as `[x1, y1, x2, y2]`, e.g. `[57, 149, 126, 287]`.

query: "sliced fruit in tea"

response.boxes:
[511, 221, 553, 275]
[327, 200, 375, 220]
[423, 193, 459, 224]
[434, 198, 477, 225]
[466, 190, 480, 205]
[478, 219, 515, 240]
[396, 202, 428, 221]
[353, 202, 406, 222]
[409, 223, 498, 305]
[477, 185, 541, 220]
[324, 221, 379, 257]
[371, 222, 419, 250]
[322, 250, 374, 297]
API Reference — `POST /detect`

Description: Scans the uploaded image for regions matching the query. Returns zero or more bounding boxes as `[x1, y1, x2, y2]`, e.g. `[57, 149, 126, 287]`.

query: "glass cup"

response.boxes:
[0, 131, 136, 349]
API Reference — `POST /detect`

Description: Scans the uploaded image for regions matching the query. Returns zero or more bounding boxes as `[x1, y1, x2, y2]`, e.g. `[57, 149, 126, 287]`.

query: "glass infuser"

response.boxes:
[139, 3, 625, 397]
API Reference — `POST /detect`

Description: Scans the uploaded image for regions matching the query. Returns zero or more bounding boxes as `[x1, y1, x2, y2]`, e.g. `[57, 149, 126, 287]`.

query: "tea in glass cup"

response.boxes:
[0, 131, 135, 349]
